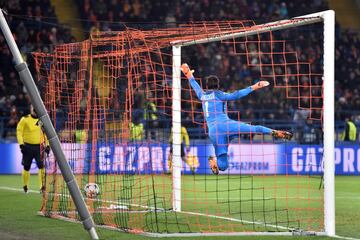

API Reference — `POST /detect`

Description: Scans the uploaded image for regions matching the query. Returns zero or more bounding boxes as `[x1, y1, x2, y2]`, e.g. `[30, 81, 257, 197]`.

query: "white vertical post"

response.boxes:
[172, 46, 182, 212]
[322, 10, 335, 237]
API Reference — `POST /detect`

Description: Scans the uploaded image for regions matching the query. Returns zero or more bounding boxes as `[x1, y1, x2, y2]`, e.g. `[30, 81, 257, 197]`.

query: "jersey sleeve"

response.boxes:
[16, 117, 25, 145]
[216, 86, 253, 101]
[189, 76, 203, 99]
[181, 127, 190, 148]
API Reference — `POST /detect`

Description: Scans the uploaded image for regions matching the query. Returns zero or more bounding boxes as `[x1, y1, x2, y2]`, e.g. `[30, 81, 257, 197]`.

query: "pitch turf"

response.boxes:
[0, 175, 359, 240]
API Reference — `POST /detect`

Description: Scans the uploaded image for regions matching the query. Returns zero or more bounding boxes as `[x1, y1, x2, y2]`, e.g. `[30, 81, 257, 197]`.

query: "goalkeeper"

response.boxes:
[16, 105, 50, 193]
[181, 63, 292, 175]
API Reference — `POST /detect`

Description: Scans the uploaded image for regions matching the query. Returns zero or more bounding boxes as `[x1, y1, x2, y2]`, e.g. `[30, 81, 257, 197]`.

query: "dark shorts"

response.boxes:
[21, 143, 44, 170]
[170, 143, 186, 158]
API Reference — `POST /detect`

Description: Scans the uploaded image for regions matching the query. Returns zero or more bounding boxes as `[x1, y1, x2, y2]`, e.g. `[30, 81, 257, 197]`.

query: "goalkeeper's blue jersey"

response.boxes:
[189, 77, 253, 126]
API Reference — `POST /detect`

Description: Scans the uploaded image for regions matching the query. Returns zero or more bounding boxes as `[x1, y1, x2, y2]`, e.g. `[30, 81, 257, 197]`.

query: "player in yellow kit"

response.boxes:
[16, 105, 50, 193]
[168, 126, 199, 173]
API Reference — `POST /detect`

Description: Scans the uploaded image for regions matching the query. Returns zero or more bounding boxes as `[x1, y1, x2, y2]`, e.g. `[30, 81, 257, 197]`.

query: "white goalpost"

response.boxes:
[171, 10, 335, 236]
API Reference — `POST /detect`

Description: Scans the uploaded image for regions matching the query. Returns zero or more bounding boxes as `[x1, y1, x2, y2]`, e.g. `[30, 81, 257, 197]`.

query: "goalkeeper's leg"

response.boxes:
[272, 130, 293, 140]
[234, 121, 293, 140]
[208, 134, 228, 174]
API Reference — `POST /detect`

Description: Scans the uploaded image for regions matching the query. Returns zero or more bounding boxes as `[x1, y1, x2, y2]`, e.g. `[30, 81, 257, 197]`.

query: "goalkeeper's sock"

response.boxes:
[38, 168, 45, 190]
[208, 156, 219, 175]
[22, 170, 30, 191]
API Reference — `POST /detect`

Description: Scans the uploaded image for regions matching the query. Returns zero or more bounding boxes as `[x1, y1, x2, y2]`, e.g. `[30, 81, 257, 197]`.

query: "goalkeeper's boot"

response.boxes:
[208, 156, 219, 175]
[23, 185, 28, 194]
[272, 130, 293, 140]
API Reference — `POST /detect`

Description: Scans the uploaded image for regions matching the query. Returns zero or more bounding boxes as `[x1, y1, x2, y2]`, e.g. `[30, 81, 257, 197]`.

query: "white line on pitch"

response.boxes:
[3, 185, 360, 237]
[333, 235, 360, 240]
[0, 186, 40, 194]
[1, 186, 359, 201]
[0, 186, 294, 231]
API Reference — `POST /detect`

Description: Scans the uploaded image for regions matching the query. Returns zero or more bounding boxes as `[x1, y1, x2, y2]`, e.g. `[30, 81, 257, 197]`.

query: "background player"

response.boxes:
[16, 104, 50, 193]
[167, 125, 199, 174]
[181, 63, 292, 174]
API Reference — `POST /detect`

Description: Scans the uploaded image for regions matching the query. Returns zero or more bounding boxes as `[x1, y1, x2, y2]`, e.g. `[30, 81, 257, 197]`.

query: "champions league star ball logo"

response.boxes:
[84, 183, 100, 198]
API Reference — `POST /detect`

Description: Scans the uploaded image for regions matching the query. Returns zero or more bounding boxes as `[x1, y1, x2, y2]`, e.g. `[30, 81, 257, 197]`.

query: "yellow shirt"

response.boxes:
[129, 123, 144, 141]
[16, 114, 47, 145]
[169, 126, 190, 147]
[75, 129, 88, 143]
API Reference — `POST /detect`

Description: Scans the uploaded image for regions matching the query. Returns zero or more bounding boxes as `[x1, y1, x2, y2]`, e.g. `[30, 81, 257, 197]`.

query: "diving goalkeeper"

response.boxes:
[181, 63, 292, 175]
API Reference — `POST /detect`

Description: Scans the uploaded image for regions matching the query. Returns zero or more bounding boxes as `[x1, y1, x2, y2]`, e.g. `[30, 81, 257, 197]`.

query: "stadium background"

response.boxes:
[0, 0, 359, 174]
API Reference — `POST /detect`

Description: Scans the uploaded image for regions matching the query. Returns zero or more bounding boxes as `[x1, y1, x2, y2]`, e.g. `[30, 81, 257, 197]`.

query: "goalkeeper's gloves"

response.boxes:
[251, 80, 270, 91]
[20, 144, 25, 154]
[181, 63, 194, 79]
[45, 146, 50, 155]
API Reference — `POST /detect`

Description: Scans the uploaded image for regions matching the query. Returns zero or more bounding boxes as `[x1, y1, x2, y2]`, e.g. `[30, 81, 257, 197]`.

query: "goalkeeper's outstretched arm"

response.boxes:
[180, 63, 269, 101]
[181, 63, 203, 99]
[217, 81, 270, 101]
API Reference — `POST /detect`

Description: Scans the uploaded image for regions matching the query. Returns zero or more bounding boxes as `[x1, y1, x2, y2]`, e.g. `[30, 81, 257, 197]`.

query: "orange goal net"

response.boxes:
[33, 15, 331, 236]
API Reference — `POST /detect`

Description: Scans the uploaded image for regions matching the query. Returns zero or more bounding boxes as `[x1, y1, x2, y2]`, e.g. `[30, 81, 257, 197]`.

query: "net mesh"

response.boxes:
[34, 19, 324, 234]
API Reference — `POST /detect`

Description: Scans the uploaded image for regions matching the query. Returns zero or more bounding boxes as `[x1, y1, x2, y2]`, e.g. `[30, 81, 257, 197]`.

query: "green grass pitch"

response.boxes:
[0, 175, 359, 240]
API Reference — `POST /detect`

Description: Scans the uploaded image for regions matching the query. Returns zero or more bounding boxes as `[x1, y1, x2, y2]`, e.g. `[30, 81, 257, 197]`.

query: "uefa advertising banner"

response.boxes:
[1, 143, 360, 175]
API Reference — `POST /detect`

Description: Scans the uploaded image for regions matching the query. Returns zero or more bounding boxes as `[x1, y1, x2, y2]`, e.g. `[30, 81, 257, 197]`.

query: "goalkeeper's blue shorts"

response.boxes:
[208, 120, 272, 157]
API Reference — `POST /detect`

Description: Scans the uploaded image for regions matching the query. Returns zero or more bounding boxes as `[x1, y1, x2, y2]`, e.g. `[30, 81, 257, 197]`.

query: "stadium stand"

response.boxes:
[0, 0, 74, 141]
[0, 0, 359, 142]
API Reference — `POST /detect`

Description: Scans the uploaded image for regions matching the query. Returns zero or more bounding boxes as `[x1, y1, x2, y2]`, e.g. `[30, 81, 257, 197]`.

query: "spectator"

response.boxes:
[301, 118, 321, 144]
[75, 121, 88, 143]
[129, 116, 144, 141]
[340, 116, 357, 142]
[293, 105, 311, 142]
[2, 106, 19, 139]
[1, 0, 359, 142]
[143, 93, 158, 140]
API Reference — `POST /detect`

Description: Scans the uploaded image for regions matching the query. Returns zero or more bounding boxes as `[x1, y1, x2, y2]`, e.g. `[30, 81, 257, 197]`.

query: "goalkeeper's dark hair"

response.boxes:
[205, 75, 220, 90]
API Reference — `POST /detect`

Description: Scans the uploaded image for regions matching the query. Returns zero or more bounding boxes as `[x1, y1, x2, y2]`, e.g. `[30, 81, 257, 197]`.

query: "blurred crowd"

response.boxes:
[0, 0, 75, 139]
[0, 0, 359, 142]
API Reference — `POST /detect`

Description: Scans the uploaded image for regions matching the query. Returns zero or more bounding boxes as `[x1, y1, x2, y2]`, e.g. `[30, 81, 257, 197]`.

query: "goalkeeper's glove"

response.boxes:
[251, 80, 270, 91]
[181, 63, 194, 79]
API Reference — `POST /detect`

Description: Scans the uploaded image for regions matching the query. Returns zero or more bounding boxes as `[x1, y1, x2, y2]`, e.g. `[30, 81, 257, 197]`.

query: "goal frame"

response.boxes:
[171, 10, 335, 236]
